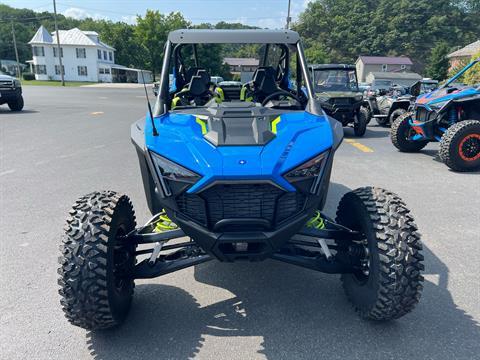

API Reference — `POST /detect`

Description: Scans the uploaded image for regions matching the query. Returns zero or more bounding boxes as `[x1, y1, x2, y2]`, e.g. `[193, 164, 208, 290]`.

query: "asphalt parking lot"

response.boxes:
[1, 86, 479, 360]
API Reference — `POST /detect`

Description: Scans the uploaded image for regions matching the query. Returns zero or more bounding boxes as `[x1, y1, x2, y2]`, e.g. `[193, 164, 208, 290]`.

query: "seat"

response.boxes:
[171, 75, 213, 108]
[241, 66, 281, 103]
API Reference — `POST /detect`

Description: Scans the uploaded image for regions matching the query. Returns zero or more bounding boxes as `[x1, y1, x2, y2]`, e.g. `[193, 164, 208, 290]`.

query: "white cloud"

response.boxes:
[63, 7, 107, 21]
[257, 17, 285, 30]
[121, 15, 137, 25]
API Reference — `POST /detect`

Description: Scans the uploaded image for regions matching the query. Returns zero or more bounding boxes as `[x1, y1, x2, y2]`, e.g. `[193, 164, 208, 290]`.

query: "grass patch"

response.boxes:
[21, 80, 95, 87]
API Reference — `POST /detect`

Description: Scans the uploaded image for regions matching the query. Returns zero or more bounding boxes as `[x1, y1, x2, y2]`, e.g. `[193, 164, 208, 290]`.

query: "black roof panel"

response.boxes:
[168, 29, 301, 44]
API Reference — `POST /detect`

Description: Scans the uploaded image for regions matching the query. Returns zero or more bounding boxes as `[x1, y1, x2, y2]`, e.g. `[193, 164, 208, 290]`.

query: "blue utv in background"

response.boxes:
[391, 59, 480, 171]
[58, 30, 424, 330]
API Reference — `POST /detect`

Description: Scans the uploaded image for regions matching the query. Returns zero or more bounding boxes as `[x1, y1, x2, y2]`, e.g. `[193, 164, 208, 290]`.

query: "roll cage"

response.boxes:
[153, 29, 315, 116]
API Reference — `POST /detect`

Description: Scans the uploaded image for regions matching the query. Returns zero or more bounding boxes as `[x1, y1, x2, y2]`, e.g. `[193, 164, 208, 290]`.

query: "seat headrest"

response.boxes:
[196, 69, 210, 84]
[188, 75, 208, 97]
[254, 66, 277, 95]
[185, 67, 201, 84]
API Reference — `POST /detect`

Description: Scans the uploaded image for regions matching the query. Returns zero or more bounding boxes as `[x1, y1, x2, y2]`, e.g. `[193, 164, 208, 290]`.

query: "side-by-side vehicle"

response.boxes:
[58, 30, 424, 330]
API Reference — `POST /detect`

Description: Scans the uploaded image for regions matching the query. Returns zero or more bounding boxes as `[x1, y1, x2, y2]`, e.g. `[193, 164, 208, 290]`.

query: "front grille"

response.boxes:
[175, 183, 306, 230]
[333, 98, 351, 105]
[0, 80, 13, 89]
[415, 107, 429, 122]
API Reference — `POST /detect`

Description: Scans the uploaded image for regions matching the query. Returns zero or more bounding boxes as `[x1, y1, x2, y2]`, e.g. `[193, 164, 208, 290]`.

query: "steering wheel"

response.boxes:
[261, 90, 302, 106]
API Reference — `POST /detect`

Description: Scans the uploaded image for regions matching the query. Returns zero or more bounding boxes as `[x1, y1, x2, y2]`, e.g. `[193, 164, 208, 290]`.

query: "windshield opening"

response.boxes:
[155, 41, 311, 115]
[312, 69, 358, 92]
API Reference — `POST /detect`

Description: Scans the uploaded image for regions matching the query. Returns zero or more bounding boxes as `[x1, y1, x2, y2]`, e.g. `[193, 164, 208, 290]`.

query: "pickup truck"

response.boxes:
[0, 71, 24, 111]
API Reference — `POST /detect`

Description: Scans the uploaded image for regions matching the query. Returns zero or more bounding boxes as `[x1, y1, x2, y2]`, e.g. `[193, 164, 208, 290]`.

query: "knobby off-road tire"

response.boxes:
[389, 108, 407, 127]
[361, 106, 372, 125]
[354, 108, 368, 137]
[391, 112, 428, 152]
[336, 187, 424, 320]
[58, 191, 137, 330]
[8, 95, 24, 111]
[439, 120, 480, 172]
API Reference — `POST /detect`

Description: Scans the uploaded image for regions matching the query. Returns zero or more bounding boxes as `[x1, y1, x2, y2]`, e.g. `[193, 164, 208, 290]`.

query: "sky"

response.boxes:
[1, 0, 312, 29]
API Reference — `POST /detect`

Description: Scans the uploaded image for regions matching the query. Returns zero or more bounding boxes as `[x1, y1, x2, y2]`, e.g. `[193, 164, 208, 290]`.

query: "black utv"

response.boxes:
[309, 64, 368, 136]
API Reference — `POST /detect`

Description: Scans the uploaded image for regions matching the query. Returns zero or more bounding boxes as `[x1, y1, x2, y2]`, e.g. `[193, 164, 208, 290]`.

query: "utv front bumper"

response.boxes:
[175, 210, 312, 261]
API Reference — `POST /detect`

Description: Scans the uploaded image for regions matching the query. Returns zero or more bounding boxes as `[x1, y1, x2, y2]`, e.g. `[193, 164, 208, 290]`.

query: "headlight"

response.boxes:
[429, 100, 450, 110]
[354, 95, 363, 101]
[317, 96, 330, 103]
[150, 151, 200, 184]
[284, 151, 328, 182]
[13, 80, 21, 88]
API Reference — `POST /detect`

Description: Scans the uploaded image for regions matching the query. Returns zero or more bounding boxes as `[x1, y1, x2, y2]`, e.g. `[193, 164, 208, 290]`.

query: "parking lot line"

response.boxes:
[344, 139, 374, 153]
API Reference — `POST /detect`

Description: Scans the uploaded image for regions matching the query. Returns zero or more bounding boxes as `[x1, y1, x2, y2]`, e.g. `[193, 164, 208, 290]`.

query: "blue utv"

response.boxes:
[58, 30, 424, 330]
[391, 59, 480, 171]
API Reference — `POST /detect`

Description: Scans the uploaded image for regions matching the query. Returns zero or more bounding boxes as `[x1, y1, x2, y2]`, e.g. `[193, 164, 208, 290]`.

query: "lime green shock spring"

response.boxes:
[306, 210, 326, 229]
[153, 210, 178, 233]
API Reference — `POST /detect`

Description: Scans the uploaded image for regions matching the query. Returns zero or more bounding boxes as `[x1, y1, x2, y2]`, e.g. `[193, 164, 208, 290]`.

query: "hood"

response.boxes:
[0, 74, 15, 81]
[316, 91, 361, 98]
[416, 85, 479, 106]
[145, 110, 334, 193]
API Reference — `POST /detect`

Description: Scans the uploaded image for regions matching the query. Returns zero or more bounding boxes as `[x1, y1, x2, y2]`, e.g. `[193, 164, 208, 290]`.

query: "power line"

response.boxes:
[0, 15, 54, 23]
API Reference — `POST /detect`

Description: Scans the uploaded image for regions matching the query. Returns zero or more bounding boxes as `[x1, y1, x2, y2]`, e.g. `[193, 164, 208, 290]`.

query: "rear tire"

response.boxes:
[354, 109, 368, 137]
[8, 95, 24, 111]
[336, 187, 424, 321]
[58, 191, 137, 330]
[439, 120, 480, 172]
[391, 112, 428, 152]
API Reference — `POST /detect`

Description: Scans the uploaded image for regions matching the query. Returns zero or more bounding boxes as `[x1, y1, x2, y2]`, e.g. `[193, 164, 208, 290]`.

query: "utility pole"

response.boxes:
[285, 0, 292, 29]
[53, 0, 65, 86]
[11, 21, 21, 79]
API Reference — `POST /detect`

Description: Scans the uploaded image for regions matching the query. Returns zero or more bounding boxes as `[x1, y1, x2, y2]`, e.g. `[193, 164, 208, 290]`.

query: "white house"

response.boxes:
[28, 26, 152, 83]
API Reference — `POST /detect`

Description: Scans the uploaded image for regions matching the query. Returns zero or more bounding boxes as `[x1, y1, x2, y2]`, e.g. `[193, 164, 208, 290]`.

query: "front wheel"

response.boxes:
[336, 187, 424, 320]
[354, 109, 368, 137]
[58, 191, 137, 330]
[439, 120, 480, 172]
[389, 108, 407, 126]
[8, 95, 24, 111]
[391, 112, 428, 152]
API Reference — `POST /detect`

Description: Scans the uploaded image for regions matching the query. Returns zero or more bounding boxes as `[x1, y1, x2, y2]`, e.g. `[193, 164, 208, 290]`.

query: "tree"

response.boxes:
[425, 42, 450, 81]
[135, 10, 190, 79]
[463, 51, 480, 85]
[294, 0, 479, 73]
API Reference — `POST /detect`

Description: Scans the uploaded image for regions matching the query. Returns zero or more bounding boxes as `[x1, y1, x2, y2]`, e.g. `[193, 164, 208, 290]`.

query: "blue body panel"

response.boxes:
[144, 111, 333, 193]
[416, 86, 480, 111]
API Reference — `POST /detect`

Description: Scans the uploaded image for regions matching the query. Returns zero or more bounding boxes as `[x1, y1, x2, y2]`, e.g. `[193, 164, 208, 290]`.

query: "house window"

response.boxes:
[55, 65, 65, 75]
[99, 68, 105, 74]
[33, 46, 45, 57]
[76, 48, 86, 58]
[104, 68, 110, 74]
[78, 66, 88, 76]
[109, 52, 112, 61]
[98, 49, 102, 59]
[34, 64, 47, 74]
[381, 64, 388, 72]
[103, 50, 107, 60]
[53, 47, 63, 57]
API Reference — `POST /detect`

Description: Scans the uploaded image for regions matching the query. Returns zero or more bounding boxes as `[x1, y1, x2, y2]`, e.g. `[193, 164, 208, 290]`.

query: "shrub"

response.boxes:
[23, 73, 35, 80]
